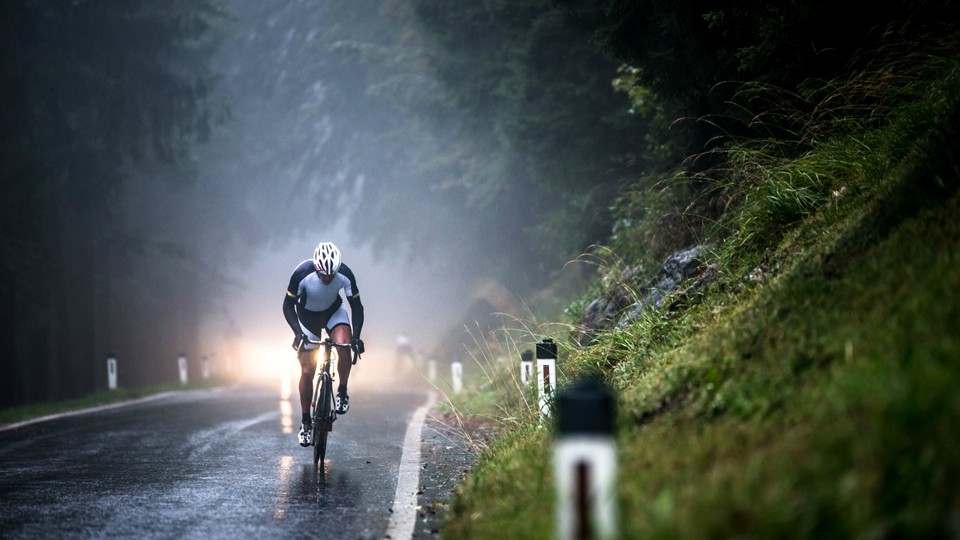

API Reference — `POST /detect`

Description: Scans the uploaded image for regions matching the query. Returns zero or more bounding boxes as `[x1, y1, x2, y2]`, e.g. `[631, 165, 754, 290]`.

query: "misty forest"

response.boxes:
[3, 0, 960, 535]
[3, 0, 954, 404]
[0, 2, 953, 383]
[1, 0, 677, 406]
[3, 0, 630, 406]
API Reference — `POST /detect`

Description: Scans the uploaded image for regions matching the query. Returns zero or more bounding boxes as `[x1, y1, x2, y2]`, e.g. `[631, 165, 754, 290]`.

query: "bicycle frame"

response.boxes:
[304, 337, 351, 465]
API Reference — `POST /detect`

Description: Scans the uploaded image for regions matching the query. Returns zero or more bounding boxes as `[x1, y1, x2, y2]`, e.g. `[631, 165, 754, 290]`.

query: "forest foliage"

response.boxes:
[4, 0, 958, 411]
[432, 1, 960, 538]
[0, 1, 224, 406]
[314, 0, 960, 284]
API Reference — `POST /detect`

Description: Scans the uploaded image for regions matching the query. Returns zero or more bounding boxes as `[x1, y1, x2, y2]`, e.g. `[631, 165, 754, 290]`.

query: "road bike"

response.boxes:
[302, 336, 358, 465]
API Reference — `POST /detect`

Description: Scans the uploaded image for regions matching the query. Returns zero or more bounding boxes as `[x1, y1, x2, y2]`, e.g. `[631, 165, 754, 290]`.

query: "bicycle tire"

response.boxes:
[310, 374, 324, 463]
[312, 374, 332, 465]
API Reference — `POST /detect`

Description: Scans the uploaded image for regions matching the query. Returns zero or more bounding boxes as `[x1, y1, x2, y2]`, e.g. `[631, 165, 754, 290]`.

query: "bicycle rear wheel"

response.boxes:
[312, 374, 333, 465]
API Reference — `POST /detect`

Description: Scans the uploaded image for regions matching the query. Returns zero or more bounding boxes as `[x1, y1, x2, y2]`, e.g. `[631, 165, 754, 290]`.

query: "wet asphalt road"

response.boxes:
[0, 383, 432, 539]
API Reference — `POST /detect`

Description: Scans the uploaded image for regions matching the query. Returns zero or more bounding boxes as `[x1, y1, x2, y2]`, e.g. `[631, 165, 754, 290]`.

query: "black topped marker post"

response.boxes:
[178, 353, 188, 385]
[536, 339, 558, 420]
[554, 378, 618, 540]
[107, 355, 117, 390]
[521, 349, 534, 385]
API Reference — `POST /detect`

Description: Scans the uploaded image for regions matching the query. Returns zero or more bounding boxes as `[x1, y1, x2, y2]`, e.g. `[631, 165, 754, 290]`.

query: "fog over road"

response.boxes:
[0, 380, 435, 539]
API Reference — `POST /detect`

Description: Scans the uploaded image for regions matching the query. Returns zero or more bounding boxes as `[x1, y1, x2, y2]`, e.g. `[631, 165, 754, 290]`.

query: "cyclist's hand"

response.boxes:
[292, 333, 306, 352]
[352, 338, 365, 356]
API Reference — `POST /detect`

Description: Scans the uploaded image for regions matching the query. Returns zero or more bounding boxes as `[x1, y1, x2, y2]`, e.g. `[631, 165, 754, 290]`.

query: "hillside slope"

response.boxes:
[440, 40, 960, 539]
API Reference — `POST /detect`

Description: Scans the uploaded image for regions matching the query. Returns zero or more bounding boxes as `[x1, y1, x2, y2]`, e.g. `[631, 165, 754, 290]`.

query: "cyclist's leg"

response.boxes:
[297, 322, 324, 420]
[296, 346, 318, 446]
[329, 322, 353, 391]
[326, 306, 353, 382]
[298, 347, 318, 419]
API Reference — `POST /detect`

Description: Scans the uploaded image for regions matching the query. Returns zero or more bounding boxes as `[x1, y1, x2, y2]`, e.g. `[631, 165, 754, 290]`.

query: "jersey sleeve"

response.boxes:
[286, 260, 314, 299]
[339, 263, 360, 297]
[342, 263, 364, 338]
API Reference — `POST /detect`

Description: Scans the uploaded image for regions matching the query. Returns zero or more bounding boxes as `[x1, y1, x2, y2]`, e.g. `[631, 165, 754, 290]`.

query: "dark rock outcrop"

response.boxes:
[578, 245, 716, 344]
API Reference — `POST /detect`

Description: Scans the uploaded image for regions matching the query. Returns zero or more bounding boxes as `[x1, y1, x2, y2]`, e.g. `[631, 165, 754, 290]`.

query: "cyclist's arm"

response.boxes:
[284, 260, 313, 335]
[339, 263, 364, 338]
[347, 294, 364, 338]
[283, 292, 300, 334]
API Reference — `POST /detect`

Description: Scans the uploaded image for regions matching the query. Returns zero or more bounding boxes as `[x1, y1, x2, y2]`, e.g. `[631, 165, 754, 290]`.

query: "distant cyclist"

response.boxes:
[283, 242, 365, 447]
[395, 334, 416, 369]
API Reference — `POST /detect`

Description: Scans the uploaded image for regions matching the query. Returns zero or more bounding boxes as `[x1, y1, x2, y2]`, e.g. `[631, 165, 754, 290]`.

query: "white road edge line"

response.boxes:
[0, 392, 179, 433]
[385, 391, 437, 539]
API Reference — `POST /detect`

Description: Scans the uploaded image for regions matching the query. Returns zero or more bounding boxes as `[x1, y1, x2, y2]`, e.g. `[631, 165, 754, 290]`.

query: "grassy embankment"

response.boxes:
[438, 39, 960, 538]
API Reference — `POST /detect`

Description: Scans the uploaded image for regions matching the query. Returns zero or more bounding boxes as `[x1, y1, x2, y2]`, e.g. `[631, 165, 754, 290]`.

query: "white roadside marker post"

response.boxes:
[178, 354, 188, 385]
[536, 339, 557, 419]
[202, 356, 211, 380]
[428, 358, 437, 381]
[451, 359, 463, 394]
[554, 378, 618, 540]
[107, 355, 118, 390]
[521, 349, 534, 385]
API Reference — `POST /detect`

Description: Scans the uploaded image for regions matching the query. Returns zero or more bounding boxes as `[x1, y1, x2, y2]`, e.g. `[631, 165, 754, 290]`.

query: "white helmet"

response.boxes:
[312, 242, 341, 275]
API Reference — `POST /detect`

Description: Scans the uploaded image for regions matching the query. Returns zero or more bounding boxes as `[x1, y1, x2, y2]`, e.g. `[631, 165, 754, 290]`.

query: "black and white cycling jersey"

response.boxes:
[283, 260, 364, 341]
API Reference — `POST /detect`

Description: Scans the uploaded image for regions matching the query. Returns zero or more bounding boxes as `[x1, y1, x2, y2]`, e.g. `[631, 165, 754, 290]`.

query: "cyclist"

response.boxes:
[395, 334, 416, 369]
[283, 241, 365, 447]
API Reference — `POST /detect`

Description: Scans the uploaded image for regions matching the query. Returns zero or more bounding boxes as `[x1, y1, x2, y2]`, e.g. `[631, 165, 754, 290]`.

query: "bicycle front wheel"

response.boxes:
[312, 374, 332, 465]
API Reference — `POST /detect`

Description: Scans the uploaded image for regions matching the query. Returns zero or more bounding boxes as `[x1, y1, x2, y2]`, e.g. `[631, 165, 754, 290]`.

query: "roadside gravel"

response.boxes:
[412, 410, 496, 538]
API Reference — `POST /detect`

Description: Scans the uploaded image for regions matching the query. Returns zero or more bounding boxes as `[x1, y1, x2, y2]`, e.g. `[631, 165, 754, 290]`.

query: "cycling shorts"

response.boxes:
[297, 304, 351, 350]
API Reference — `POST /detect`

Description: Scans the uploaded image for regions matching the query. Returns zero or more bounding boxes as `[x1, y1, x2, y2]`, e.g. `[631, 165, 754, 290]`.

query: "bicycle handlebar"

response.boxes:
[304, 338, 351, 347]
[295, 336, 361, 364]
